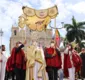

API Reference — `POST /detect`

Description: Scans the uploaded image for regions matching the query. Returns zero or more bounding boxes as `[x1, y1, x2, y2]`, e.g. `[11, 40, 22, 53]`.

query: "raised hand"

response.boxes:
[24, 40, 27, 45]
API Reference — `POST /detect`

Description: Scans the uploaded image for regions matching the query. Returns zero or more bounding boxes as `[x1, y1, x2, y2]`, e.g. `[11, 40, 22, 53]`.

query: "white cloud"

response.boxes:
[0, 0, 32, 31]
[55, 0, 71, 20]
[37, 0, 71, 22]
[55, 0, 63, 4]
[39, 0, 54, 9]
[39, 0, 71, 20]
[67, 1, 85, 14]
[28, 0, 40, 6]
[56, 3, 71, 21]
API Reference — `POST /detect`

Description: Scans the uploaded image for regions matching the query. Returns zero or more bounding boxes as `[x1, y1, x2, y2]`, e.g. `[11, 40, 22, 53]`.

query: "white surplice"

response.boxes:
[0, 52, 7, 80]
[34, 47, 45, 80]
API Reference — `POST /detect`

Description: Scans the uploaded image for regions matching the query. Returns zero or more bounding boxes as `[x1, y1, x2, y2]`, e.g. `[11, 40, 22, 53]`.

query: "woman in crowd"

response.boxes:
[11, 41, 26, 80]
[64, 44, 82, 80]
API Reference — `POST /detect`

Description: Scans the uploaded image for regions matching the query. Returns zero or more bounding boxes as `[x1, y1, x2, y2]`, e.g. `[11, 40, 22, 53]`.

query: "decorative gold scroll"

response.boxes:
[19, 5, 58, 31]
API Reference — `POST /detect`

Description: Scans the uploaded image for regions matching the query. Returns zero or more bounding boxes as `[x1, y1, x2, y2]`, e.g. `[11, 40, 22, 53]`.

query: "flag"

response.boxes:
[55, 29, 60, 47]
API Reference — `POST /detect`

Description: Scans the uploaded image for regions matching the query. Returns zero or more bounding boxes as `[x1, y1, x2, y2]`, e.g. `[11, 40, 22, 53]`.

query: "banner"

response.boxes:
[18, 6, 58, 31]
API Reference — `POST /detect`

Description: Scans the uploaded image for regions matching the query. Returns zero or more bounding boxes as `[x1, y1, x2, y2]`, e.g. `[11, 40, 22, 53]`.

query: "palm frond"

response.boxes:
[77, 26, 85, 30]
[77, 22, 85, 27]
[64, 24, 73, 28]
[78, 30, 85, 39]
[65, 16, 85, 44]
[72, 16, 77, 27]
[66, 26, 74, 31]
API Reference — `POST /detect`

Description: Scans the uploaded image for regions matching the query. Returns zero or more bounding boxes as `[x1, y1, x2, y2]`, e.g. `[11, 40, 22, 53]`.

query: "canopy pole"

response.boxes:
[54, 18, 57, 47]
[54, 17, 56, 28]
[25, 26, 26, 41]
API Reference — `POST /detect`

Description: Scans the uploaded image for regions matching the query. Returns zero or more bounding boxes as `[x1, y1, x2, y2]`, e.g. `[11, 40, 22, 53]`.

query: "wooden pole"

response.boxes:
[0, 29, 3, 53]
[54, 18, 57, 47]
[21, 28, 23, 43]
[54, 18, 56, 28]
[25, 27, 26, 40]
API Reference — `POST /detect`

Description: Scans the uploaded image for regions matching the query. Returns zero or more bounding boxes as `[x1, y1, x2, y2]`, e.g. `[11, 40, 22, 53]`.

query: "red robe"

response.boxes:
[45, 47, 62, 68]
[72, 53, 82, 72]
[6, 57, 13, 72]
[64, 51, 82, 77]
[11, 47, 26, 70]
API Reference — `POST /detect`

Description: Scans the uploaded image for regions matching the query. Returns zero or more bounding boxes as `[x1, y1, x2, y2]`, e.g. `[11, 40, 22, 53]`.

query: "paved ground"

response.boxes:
[8, 78, 83, 80]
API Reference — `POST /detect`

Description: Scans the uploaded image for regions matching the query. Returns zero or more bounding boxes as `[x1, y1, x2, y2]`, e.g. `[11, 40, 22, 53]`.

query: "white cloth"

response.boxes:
[64, 48, 69, 54]
[0, 53, 7, 80]
[33, 47, 46, 80]
[64, 48, 74, 67]
[34, 62, 42, 80]
[68, 67, 75, 80]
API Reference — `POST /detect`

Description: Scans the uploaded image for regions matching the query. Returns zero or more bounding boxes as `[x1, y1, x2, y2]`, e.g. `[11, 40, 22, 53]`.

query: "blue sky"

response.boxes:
[0, 0, 85, 57]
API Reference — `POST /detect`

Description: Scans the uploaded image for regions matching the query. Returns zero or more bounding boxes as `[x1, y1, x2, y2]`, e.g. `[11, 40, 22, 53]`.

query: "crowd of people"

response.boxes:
[0, 40, 85, 80]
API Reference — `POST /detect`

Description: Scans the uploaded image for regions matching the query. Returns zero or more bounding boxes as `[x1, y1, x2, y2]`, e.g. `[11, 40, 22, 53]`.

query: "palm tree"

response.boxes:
[64, 16, 85, 44]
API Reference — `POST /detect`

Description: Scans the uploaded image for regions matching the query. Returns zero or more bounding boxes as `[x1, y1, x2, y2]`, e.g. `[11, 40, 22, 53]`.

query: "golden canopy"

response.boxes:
[18, 5, 58, 31]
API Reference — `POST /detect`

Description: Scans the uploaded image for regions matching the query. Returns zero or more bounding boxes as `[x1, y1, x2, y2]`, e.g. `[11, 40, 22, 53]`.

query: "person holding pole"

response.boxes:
[11, 40, 27, 80]
[44, 40, 62, 80]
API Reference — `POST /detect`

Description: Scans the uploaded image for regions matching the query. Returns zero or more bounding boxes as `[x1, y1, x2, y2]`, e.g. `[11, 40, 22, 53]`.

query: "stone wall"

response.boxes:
[10, 26, 53, 51]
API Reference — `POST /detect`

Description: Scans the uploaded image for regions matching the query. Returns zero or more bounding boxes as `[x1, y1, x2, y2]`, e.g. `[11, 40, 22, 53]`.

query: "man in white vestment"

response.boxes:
[26, 41, 47, 80]
[0, 45, 7, 80]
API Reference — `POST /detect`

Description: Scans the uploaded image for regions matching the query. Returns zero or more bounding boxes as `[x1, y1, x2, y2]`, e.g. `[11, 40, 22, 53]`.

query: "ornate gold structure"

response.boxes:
[18, 6, 58, 31]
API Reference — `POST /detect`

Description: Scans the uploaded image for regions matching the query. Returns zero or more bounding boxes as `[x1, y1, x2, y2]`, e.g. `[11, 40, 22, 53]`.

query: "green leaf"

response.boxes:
[77, 22, 85, 27]
[64, 16, 85, 45]
[64, 24, 73, 28]
[66, 25, 74, 31]
[72, 16, 77, 27]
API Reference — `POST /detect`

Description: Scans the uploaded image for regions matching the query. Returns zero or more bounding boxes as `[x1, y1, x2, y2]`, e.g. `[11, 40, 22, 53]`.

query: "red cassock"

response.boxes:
[45, 47, 62, 68]
[64, 52, 82, 77]
[6, 57, 14, 72]
[72, 53, 82, 72]
[11, 47, 26, 70]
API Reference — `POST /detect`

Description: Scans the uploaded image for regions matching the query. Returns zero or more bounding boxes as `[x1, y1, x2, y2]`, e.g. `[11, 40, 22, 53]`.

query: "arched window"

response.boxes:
[14, 30, 17, 35]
